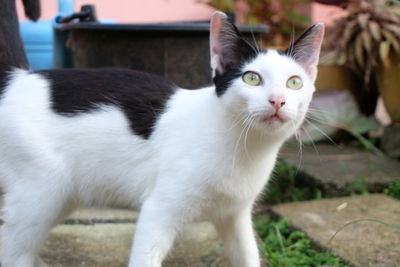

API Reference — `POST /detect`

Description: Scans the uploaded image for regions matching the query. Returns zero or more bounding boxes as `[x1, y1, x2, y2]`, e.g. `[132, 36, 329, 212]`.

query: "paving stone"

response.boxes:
[65, 208, 139, 224]
[270, 194, 400, 267]
[280, 143, 400, 196]
[40, 222, 228, 267]
[381, 125, 400, 158]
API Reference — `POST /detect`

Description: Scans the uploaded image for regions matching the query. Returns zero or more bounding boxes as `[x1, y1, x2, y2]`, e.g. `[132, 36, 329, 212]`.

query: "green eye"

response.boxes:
[242, 71, 262, 86]
[287, 76, 303, 90]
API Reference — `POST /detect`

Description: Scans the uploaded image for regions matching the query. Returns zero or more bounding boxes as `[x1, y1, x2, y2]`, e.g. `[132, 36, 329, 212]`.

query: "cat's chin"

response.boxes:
[251, 116, 288, 132]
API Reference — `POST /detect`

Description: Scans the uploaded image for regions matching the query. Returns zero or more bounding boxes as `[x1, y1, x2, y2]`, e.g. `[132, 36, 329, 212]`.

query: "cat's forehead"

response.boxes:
[243, 50, 305, 77]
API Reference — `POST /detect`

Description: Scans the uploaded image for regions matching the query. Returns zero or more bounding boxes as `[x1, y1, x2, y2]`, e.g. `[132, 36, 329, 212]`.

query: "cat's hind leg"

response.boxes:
[0, 171, 72, 267]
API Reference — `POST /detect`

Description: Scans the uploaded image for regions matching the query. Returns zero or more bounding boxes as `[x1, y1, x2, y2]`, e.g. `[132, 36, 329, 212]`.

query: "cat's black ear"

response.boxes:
[287, 23, 325, 82]
[210, 11, 256, 77]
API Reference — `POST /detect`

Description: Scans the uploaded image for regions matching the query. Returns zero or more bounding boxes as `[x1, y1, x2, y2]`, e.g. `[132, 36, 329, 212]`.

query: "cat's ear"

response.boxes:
[209, 11, 256, 77]
[288, 23, 325, 82]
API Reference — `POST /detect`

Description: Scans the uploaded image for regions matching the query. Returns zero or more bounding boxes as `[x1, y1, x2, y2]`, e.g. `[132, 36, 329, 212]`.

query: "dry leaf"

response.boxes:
[355, 34, 365, 68]
[386, 23, 400, 38]
[341, 20, 359, 49]
[361, 30, 372, 53]
[357, 13, 370, 29]
[379, 41, 391, 68]
[368, 21, 381, 41]
[382, 29, 400, 53]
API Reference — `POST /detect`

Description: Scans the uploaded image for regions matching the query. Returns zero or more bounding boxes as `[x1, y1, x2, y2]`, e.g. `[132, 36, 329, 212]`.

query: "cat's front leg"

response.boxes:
[213, 205, 260, 267]
[128, 194, 190, 267]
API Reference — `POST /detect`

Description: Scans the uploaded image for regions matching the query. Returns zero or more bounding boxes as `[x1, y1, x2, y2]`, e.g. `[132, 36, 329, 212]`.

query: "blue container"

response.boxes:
[20, 20, 53, 70]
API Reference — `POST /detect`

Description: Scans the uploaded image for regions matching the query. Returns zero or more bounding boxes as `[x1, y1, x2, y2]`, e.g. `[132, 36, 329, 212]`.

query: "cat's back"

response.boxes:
[0, 68, 178, 139]
[38, 68, 178, 139]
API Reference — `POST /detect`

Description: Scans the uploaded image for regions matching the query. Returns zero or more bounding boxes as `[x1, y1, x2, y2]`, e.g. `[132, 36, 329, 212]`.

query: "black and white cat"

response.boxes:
[0, 11, 324, 267]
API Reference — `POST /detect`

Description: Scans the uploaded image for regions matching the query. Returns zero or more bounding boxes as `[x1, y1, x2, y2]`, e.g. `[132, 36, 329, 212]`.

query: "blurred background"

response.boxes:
[5, 1, 400, 266]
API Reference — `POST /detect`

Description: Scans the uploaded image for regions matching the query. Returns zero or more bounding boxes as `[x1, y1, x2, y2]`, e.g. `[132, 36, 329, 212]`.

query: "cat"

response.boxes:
[0, 11, 324, 267]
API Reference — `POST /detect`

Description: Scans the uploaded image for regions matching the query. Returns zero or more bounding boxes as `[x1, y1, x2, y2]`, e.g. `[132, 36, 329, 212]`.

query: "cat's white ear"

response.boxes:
[209, 11, 255, 77]
[289, 23, 325, 82]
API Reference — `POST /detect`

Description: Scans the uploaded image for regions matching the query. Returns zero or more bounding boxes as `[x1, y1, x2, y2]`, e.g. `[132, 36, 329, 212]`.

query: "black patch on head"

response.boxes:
[37, 68, 177, 139]
[213, 68, 242, 97]
[213, 40, 258, 97]
[212, 17, 259, 97]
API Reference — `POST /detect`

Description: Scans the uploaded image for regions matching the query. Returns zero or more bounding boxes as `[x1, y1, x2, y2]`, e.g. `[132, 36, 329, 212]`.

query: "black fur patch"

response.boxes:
[213, 48, 261, 97]
[0, 72, 9, 100]
[37, 68, 177, 139]
[212, 18, 259, 97]
[213, 49, 259, 97]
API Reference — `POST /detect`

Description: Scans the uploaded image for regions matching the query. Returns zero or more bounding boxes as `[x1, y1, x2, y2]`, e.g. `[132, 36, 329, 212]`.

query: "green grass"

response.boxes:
[258, 159, 399, 266]
[384, 181, 400, 200]
[254, 216, 348, 267]
[265, 160, 322, 204]
[269, 160, 399, 202]
[348, 175, 370, 196]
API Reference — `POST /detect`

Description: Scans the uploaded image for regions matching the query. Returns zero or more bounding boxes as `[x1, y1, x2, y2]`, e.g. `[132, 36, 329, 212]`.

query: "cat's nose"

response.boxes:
[269, 96, 285, 110]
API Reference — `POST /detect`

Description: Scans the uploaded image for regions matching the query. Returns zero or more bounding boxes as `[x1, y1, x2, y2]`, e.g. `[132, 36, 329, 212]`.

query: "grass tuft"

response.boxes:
[254, 217, 348, 267]
[384, 181, 400, 200]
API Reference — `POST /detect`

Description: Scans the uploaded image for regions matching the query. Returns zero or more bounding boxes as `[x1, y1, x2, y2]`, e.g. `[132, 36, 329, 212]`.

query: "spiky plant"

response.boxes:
[329, 0, 400, 86]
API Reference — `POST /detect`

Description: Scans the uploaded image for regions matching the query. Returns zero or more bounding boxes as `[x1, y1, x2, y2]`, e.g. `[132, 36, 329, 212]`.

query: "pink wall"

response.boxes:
[17, 0, 215, 23]
[312, 3, 347, 25]
[17, 0, 346, 25]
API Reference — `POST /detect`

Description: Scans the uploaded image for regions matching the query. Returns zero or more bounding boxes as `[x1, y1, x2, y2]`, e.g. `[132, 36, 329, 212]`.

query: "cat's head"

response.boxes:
[210, 11, 324, 139]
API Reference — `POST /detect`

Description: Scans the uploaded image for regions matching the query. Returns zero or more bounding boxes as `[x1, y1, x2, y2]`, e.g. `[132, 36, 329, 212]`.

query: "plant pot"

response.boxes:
[316, 65, 359, 92]
[316, 64, 377, 115]
[377, 52, 400, 127]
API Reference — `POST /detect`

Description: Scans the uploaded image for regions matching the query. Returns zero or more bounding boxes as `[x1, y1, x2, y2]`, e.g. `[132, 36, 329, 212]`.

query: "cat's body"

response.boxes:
[0, 12, 324, 267]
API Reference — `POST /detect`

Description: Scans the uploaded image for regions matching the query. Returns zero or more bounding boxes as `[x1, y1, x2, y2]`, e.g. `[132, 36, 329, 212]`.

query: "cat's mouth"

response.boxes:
[261, 112, 285, 124]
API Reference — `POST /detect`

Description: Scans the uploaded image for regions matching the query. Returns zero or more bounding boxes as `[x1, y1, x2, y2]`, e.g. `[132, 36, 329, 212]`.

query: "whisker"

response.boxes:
[230, 114, 252, 179]
[243, 116, 256, 160]
[290, 120, 303, 173]
[249, 24, 261, 54]
[301, 125, 320, 159]
[304, 118, 337, 145]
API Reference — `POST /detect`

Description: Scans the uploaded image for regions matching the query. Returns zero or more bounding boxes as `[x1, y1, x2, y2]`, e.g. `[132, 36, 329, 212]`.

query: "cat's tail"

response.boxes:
[22, 0, 41, 22]
[0, 0, 40, 85]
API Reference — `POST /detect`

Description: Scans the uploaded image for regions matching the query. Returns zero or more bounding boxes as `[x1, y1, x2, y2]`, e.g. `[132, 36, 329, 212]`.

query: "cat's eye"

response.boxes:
[287, 76, 303, 90]
[242, 71, 262, 86]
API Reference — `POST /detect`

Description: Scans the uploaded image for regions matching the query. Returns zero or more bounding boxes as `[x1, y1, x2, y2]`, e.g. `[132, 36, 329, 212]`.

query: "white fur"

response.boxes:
[0, 47, 317, 267]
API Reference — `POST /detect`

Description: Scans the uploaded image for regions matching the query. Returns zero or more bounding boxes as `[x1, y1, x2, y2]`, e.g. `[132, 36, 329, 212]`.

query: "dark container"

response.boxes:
[56, 22, 268, 89]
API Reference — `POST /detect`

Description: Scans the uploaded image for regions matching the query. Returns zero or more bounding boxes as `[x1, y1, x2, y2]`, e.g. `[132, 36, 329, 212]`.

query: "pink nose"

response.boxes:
[269, 96, 286, 110]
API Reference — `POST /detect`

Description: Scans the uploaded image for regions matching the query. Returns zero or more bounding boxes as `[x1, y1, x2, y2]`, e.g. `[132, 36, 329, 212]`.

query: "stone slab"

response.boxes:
[65, 208, 139, 224]
[280, 143, 400, 196]
[40, 222, 228, 267]
[270, 194, 400, 267]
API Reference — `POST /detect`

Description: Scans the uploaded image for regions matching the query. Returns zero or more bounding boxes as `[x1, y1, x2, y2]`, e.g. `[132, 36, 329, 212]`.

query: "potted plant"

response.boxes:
[203, 0, 311, 46]
[328, 0, 400, 126]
